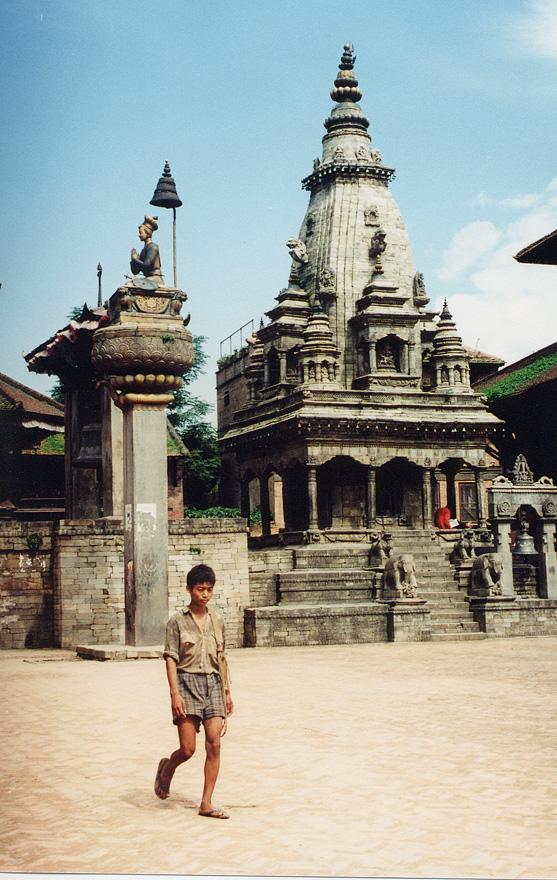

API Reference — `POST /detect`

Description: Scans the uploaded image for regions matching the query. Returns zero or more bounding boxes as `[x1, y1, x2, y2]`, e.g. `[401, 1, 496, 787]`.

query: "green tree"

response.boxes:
[166, 335, 212, 430]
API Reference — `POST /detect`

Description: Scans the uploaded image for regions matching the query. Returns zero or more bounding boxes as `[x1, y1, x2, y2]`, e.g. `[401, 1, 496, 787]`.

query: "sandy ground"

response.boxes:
[1, 637, 557, 878]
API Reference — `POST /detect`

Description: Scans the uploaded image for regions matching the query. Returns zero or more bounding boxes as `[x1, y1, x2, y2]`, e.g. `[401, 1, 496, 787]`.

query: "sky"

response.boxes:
[1, 0, 556, 424]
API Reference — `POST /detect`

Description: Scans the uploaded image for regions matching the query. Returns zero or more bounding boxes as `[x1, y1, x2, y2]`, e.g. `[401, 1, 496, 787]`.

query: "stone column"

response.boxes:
[91, 283, 193, 647]
[263, 357, 270, 386]
[259, 475, 271, 535]
[279, 352, 287, 383]
[401, 343, 409, 373]
[539, 520, 557, 599]
[100, 385, 123, 517]
[123, 400, 169, 645]
[491, 518, 515, 596]
[307, 465, 319, 530]
[474, 468, 487, 527]
[240, 476, 250, 520]
[422, 467, 434, 528]
[366, 465, 377, 528]
[408, 342, 416, 374]
[369, 341, 377, 371]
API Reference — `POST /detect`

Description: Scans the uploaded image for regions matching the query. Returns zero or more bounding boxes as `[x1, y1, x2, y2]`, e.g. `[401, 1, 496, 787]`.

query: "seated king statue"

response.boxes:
[130, 215, 164, 285]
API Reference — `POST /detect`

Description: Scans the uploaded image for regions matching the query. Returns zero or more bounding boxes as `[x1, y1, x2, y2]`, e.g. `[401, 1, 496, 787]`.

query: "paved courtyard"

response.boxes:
[1, 636, 557, 878]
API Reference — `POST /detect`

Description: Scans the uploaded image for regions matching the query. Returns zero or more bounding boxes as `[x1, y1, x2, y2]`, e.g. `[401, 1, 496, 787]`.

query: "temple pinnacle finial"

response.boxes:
[330, 43, 362, 103]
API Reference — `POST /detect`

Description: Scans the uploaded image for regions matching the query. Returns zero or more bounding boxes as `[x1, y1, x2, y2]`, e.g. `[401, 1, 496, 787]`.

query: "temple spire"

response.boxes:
[325, 43, 369, 134]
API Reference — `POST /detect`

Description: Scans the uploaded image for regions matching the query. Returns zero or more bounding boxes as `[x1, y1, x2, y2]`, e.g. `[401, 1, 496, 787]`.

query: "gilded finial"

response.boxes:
[330, 43, 362, 103]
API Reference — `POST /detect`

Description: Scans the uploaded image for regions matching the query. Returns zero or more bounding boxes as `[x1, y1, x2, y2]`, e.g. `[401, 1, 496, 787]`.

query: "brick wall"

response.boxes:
[0, 517, 250, 650]
[0, 521, 55, 648]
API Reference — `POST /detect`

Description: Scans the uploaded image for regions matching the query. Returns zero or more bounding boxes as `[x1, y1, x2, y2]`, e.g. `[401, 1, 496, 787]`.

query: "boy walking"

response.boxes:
[154, 564, 233, 819]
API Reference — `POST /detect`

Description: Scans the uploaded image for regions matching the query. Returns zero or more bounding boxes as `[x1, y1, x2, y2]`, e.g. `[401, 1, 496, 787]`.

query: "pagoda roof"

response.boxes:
[0, 372, 63, 426]
[514, 229, 557, 265]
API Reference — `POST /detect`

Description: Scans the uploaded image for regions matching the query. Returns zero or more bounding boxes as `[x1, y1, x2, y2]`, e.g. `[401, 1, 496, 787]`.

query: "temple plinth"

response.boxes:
[91, 281, 193, 645]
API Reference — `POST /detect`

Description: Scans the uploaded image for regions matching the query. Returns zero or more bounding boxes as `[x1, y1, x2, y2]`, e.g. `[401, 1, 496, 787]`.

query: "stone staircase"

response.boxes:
[246, 529, 486, 645]
[388, 529, 486, 641]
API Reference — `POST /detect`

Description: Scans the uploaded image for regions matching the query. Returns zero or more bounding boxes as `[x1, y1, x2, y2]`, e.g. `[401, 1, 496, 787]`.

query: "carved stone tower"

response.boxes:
[217, 46, 500, 536]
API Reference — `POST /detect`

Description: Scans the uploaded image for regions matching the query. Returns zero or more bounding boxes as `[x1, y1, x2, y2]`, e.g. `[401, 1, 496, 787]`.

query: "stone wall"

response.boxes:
[0, 521, 55, 648]
[168, 518, 250, 649]
[471, 598, 557, 638]
[0, 517, 249, 650]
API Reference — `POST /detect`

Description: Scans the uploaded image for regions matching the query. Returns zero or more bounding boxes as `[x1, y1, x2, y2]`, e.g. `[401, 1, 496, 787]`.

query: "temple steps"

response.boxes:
[246, 528, 486, 645]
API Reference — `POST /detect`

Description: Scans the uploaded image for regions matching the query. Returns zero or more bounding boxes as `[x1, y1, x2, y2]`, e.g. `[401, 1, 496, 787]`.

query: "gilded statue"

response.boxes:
[130, 215, 163, 284]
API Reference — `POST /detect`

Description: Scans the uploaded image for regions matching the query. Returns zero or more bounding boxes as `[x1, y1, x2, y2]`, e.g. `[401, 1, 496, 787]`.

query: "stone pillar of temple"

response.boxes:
[279, 351, 287, 383]
[422, 467, 434, 528]
[100, 385, 123, 517]
[91, 278, 193, 646]
[259, 475, 272, 535]
[366, 465, 377, 528]
[122, 400, 169, 644]
[490, 518, 515, 596]
[307, 465, 319, 530]
[539, 520, 557, 599]
[240, 476, 250, 520]
[474, 467, 487, 527]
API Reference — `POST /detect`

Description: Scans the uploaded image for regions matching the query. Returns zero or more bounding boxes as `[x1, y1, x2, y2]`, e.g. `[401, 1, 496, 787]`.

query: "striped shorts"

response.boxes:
[173, 671, 225, 725]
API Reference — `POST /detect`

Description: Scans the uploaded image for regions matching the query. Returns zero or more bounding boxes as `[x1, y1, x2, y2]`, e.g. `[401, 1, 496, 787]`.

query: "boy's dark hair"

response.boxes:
[186, 564, 216, 589]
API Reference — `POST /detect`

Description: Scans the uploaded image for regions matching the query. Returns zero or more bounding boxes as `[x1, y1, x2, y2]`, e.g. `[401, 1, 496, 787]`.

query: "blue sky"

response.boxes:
[1, 0, 556, 422]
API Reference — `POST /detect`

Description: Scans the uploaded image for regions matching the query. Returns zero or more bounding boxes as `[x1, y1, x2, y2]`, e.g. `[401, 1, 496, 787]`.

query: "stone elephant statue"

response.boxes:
[470, 553, 503, 596]
[384, 553, 418, 599]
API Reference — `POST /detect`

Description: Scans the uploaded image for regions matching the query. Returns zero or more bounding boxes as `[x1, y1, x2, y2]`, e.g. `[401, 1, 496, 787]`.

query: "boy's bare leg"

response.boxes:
[155, 716, 198, 798]
[199, 715, 228, 817]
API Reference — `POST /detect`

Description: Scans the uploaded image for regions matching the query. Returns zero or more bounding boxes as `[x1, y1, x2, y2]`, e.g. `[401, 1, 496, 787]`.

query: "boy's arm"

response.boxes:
[221, 655, 234, 716]
[165, 656, 187, 720]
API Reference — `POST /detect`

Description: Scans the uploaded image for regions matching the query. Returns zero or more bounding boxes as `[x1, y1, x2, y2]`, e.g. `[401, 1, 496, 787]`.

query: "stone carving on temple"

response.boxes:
[512, 454, 534, 484]
[369, 229, 387, 274]
[412, 271, 430, 306]
[319, 267, 336, 291]
[370, 149, 382, 163]
[286, 237, 309, 264]
[364, 205, 380, 226]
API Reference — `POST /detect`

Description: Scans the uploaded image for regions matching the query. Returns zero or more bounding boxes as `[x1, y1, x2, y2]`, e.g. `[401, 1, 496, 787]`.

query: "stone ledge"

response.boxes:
[76, 644, 163, 661]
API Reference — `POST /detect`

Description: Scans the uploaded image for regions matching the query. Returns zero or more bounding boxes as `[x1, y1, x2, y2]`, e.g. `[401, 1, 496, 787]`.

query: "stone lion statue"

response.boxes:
[368, 531, 392, 563]
[451, 529, 476, 563]
[384, 553, 418, 599]
[470, 553, 503, 596]
[286, 238, 309, 264]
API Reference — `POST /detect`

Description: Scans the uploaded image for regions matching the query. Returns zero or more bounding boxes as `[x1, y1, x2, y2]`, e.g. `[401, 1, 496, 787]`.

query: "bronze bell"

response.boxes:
[150, 160, 182, 209]
[73, 423, 102, 468]
[513, 520, 537, 555]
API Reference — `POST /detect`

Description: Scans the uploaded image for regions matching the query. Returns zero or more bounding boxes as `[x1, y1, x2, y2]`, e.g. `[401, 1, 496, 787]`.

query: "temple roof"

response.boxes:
[475, 341, 557, 400]
[514, 229, 557, 265]
[0, 372, 64, 428]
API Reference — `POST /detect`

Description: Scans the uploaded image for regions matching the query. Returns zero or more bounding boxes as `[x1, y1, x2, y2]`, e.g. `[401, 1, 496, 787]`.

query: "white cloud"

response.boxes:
[438, 222, 502, 281]
[510, 0, 557, 61]
[435, 179, 557, 364]
[501, 193, 540, 210]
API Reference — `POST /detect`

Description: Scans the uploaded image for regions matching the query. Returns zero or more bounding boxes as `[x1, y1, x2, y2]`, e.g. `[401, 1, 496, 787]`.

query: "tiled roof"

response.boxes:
[463, 346, 505, 365]
[475, 341, 557, 400]
[0, 373, 64, 421]
[514, 229, 557, 265]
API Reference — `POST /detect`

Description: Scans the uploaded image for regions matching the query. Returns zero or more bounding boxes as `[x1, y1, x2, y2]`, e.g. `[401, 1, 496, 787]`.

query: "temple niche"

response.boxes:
[217, 44, 501, 538]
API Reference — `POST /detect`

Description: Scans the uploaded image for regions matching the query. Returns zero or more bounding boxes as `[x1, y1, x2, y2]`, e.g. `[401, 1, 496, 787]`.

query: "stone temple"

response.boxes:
[215, 45, 513, 646]
[218, 45, 500, 537]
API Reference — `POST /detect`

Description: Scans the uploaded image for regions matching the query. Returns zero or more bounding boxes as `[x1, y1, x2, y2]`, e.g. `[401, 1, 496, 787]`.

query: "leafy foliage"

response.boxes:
[183, 506, 242, 518]
[166, 335, 213, 430]
[485, 352, 557, 400]
[181, 422, 221, 508]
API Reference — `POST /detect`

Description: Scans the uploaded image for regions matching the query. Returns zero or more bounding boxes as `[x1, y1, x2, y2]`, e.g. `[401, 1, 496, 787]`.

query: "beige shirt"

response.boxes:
[163, 607, 225, 673]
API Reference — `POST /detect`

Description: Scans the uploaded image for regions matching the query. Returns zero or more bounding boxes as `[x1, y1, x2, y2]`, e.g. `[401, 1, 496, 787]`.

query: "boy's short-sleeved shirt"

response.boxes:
[163, 606, 225, 673]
